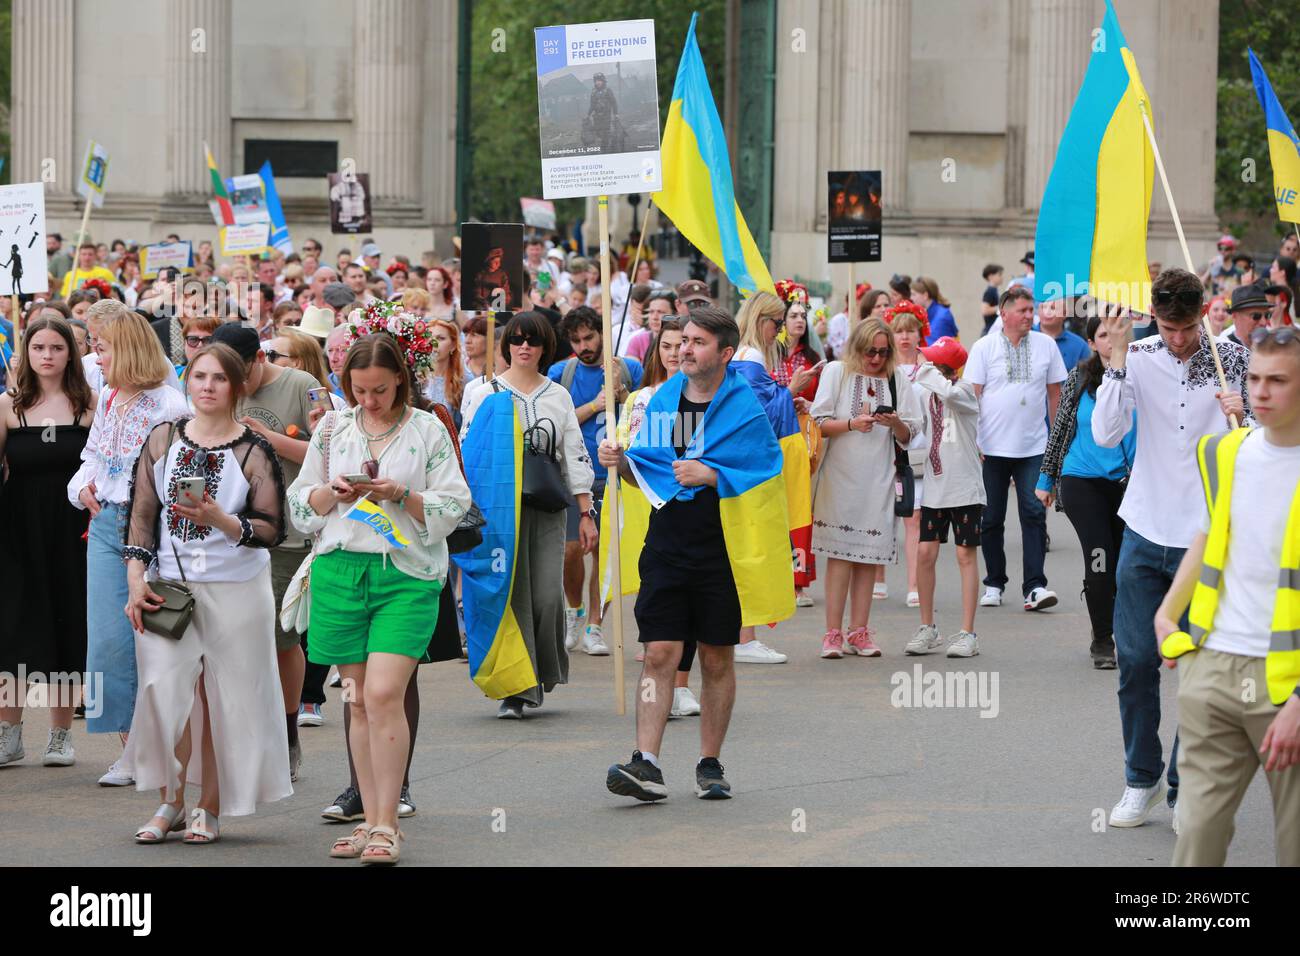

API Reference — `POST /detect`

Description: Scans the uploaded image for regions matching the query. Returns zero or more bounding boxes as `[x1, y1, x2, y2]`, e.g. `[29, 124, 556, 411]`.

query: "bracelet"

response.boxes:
[397, 486, 411, 508]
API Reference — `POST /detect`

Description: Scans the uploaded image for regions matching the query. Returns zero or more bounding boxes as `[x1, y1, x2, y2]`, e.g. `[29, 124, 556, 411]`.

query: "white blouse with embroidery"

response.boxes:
[68, 384, 191, 508]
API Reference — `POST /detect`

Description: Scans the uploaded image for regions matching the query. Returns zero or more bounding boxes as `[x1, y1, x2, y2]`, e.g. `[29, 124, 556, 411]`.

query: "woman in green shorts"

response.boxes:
[287, 334, 471, 864]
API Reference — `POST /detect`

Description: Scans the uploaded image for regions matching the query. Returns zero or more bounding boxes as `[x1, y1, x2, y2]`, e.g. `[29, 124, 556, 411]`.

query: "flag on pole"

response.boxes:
[653, 12, 774, 295]
[1034, 0, 1154, 313]
[1248, 48, 1300, 223]
[205, 143, 235, 226]
[345, 497, 411, 549]
[259, 160, 293, 255]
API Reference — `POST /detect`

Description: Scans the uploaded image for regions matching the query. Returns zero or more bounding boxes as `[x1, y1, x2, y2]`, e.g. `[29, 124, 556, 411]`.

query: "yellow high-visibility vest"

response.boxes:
[1160, 428, 1300, 705]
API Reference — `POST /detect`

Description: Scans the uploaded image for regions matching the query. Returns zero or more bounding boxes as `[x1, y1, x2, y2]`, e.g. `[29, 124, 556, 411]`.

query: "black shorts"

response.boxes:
[565, 477, 606, 542]
[633, 553, 741, 646]
[920, 504, 983, 548]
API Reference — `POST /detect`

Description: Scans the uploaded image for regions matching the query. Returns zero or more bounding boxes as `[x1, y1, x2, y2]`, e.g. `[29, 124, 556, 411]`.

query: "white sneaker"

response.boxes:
[905, 623, 944, 655]
[1171, 800, 1180, 836]
[564, 607, 585, 652]
[945, 631, 979, 658]
[671, 686, 702, 717]
[97, 758, 134, 787]
[795, 591, 815, 608]
[0, 720, 24, 766]
[1024, 587, 1058, 611]
[327, 668, 342, 688]
[872, 582, 888, 600]
[979, 586, 1003, 607]
[906, 591, 920, 608]
[42, 727, 75, 767]
[1108, 781, 1168, 828]
[581, 624, 609, 656]
[734, 639, 788, 664]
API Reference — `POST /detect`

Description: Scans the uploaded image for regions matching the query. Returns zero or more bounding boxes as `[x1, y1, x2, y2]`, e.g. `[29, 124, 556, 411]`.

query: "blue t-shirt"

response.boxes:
[548, 356, 643, 461]
[926, 303, 958, 345]
[1037, 389, 1136, 490]
[1035, 324, 1090, 372]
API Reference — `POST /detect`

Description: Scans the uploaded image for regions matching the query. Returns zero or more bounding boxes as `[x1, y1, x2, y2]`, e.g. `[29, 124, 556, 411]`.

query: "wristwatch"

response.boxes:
[584, 506, 598, 522]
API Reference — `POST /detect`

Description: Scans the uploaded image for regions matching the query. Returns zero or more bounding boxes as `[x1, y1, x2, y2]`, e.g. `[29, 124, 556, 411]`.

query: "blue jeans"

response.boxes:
[84, 503, 137, 734]
[979, 454, 1047, 597]
[1113, 527, 1182, 796]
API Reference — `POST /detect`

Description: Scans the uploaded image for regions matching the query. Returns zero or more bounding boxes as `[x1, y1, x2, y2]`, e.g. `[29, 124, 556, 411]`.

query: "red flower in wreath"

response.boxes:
[774, 278, 809, 306]
[83, 278, 114, 301]
[883, 299, 930, 341]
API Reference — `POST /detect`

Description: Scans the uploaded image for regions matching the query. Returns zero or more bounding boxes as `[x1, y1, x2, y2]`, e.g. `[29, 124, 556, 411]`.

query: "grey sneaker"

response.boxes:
[289, 740, 302, 783]
[946, 631, 979, 658]
[0, 721, 24, 766]
[398, 785, 416, 818]
[42, 727, 75, 767]
[695, 757, 732, 800]
[905, 623, 944, 655]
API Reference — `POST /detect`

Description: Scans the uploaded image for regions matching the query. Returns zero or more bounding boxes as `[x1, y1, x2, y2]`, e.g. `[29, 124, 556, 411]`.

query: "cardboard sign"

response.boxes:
[225, 173, 270, 225]
[0, 182, 49, 295]
[77, 141, 109, 208]
[220, 222, 270, 257]
[521, 198, 557, 233]
[827, 170, 882, 263]
[140, 241, 194, 279]
[328, 172, 372, 234]
[534, 19, 662, 199]
[461, 223, 524, 312]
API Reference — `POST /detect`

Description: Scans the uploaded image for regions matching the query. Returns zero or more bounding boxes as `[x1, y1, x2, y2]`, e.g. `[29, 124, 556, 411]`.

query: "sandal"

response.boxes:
[183, 808, 220, 845]
[329, 823, 372, 859]
[359, 824, 402, 865]
[134, 803, 186, 844]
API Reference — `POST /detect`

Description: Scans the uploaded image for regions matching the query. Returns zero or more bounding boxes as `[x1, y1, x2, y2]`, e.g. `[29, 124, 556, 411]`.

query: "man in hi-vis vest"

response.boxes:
[1156, 328, 1300, 866]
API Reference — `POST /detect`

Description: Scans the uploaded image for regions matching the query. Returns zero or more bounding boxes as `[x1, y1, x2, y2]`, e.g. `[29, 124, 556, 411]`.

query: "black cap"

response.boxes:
[210, 322, 261, 361]
[1020, 251, 1035, 267]
[1227, 282, 1269, 313]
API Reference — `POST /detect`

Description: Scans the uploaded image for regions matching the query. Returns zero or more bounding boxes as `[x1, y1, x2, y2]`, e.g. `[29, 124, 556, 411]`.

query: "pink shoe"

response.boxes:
[844, 626, 881, 657]
[820, 629, 844, 659]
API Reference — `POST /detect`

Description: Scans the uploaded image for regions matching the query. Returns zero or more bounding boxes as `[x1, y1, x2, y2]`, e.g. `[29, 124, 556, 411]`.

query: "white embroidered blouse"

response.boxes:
[68, 385, 191, 508]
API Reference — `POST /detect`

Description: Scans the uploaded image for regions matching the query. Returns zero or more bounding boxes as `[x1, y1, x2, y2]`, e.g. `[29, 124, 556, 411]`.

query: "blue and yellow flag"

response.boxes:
[625, 366, 794, 627]
[654, 13, 774, 295]
[1034, 0, 1154, 312]
[1249, 49, 1300, 223]
[451, 390, 536, 700]
[346, 497, 411, 549]
[730, 360, 812, 537]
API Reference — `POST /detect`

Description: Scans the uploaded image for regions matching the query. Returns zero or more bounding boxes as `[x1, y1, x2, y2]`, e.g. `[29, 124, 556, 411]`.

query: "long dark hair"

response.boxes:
[1078, 315, 1106, 397]
[10, 316, 94, 420]
[784, 301, 823, 363]
[642, 318, 683, 387]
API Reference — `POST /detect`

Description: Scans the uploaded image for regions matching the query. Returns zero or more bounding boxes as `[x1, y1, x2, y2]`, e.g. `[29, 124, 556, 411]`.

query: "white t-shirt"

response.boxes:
[1200, 430, 1300, 658]
[963, 329, 1067, 458]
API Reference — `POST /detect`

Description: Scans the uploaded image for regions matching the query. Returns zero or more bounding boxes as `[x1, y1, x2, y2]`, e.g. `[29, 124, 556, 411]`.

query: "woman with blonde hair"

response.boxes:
[733, 291, 787, 371]
[67, 301, 189, 785]
[401, 287, 432, 317]
[811, 317, 924, 659]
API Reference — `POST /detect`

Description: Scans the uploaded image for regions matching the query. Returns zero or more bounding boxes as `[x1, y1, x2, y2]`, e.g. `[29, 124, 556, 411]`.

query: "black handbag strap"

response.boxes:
[162, 419, 188, 585]
[523, 417, 559, 459]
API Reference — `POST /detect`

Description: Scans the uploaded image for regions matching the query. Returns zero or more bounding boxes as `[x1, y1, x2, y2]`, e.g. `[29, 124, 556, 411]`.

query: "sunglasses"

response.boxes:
[264, 349, 285, 363]
[1252, 326, 1297, 346]
[1151, 288, 1203, 308]
[185, 335, 213, 348]
[865, 346, 891, 358]
[1241, 310, 1270, 323]
[507, 334, 542, 347]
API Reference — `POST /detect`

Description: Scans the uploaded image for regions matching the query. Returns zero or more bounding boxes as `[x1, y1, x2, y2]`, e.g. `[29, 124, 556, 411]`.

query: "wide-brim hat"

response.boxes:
[299, 305, 336, 339]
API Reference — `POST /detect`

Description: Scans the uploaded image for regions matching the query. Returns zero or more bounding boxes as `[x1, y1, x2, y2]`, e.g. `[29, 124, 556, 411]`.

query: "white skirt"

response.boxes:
[124, 568, 292, 816]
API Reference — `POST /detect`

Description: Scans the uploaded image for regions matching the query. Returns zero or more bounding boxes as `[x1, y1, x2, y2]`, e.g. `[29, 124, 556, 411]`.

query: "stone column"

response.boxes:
[772, 0, 821, 233]
[1023, 0, 1093, 211]
[426, 0, 458, 223]
[1152, 0, 1219, 224]
[1004, 0, 1031, 211]
[165, 0, 231, 196]
[354, 0, 425, 204]
[11, 0, 74, 191]
[836, 0, 910, 211]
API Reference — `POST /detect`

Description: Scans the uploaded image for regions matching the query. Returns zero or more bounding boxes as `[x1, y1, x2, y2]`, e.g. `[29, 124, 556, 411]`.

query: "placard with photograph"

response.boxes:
[827, 170, 882, 263]
[521, 198, 557, 233]
[140, 241, 194, 279]
[0, 182, 49, 295]
[77, 141, 109, 209]
[226, 173, 270, 225]
[328, 172, 372, 234]
[460, 223, 524, 312]
[534, 19, 662, 199]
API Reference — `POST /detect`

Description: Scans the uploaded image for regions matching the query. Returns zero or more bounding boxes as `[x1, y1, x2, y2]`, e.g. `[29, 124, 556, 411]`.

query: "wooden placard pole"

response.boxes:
[62, 196, 96, 298]
[1137, 101, 1238, 428]
[485, 311, 496, 382]
[597, 195, 626, 716]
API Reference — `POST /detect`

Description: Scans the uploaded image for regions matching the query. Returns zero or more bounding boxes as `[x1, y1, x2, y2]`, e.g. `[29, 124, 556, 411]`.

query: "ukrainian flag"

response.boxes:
[599, 392, 653, 605]
[451, 390, 536, 699]
[1034, 0, 1154, 313]
[346, 497, 411, 549]
[729, 360, 812, 537]
[625, 366, 794, 627]
[654, 13, 775, 296]
[1249, 49, 1300, 224]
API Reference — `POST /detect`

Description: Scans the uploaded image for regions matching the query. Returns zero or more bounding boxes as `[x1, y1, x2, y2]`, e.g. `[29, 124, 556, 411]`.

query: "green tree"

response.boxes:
[1216, 0, 1300, 241]
[466, 0, 725, 229]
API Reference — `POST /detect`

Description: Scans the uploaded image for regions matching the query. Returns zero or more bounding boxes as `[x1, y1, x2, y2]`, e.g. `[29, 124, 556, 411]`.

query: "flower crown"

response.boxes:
[775, 278, 809, 306]
[884, 299, 931, 341]
[82, 278, 114, 300]
[343, 300, 437, 377]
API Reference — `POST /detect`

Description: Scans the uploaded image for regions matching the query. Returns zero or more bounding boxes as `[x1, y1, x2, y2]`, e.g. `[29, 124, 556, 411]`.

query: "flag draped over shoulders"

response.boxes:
[625, 367, 794, 627]
[730, 359, 812, 534]
[451, 390, 535, 699]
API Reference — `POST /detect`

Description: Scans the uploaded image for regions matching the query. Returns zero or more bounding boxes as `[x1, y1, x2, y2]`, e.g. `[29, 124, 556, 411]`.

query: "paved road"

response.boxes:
[1, 505, 1277, 866]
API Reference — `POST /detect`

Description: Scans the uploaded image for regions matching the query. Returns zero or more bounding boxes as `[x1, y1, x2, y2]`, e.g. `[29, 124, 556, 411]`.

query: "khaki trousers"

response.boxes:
[1173, 647, 1300, 866]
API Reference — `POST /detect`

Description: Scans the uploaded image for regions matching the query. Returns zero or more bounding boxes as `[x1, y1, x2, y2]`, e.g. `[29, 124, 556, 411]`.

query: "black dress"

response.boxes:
[0, 414, 90, 676]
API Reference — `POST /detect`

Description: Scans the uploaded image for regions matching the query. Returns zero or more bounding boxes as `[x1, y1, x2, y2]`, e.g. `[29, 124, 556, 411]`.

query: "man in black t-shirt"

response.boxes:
[599, 306, 743, 802]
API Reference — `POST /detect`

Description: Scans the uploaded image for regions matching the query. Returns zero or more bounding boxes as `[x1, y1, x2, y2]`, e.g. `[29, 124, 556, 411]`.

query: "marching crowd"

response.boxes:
[1, 230, 1298, 866]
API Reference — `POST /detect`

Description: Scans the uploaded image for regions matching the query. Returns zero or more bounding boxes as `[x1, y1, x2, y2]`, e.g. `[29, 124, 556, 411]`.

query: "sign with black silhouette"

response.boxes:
[827, 170, 882, 263]
[534, 19, 662, 199]
[461, 223, 524, 312]
[0, 182, 49, 295]
[327, 172, 372, 234]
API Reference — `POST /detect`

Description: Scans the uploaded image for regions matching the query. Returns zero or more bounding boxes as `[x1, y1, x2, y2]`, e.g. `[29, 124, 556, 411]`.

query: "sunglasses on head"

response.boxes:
[1251, 326, 1297, 346]
[507, 333, 542, 347]
[1151, 288, 1203, 308]
[185, 335, 213, 348]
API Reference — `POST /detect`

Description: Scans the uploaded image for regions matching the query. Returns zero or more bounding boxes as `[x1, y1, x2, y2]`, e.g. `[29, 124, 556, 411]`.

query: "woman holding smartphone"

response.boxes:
[123, 343, 290, 844]
[288, 334, 471, 863]
[68, 301, 189, 786]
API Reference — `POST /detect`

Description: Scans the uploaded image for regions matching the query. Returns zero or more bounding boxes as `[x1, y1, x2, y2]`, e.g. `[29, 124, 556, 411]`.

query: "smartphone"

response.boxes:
[812, 359, 828, 371]
[873, 405, 895, 416]
[176, 477, 206, 506]
[307, 387, 332, 413]
[340, 473, 372, 485]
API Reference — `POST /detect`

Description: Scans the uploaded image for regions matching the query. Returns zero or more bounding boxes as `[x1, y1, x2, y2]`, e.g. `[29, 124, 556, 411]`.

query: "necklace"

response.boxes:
[358, 409, 403, 442]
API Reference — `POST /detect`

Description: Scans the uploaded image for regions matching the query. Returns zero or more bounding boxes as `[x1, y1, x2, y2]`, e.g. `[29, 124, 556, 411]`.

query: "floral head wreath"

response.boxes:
[385, 261, 408, 277]
[82, 278, 114, 301]
[343, 300, 437, 377]
[883, 299, 931, 341]
[774, 278, 809, 307]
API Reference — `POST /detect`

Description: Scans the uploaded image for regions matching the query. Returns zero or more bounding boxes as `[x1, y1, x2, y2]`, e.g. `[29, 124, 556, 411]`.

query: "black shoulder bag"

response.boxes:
[141, 421, 196, 640]
[887, 375, 915, 517]
[493, 381, 570, 513]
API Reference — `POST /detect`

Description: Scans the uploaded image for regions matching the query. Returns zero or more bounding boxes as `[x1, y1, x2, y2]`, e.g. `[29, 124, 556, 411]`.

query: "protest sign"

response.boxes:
[0, 182, 49, 295]
[77, 141, 109, 209]
[220, 222, 270, 257]
[534, 19, 661, 200]
[827, 171, 882, 263]
[461, 223, 524, 312]
[140, 241, 194, 279]
[521, 198, 557, 233]
[328, 172, 372, 234]
[226, 173, 270, 225]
